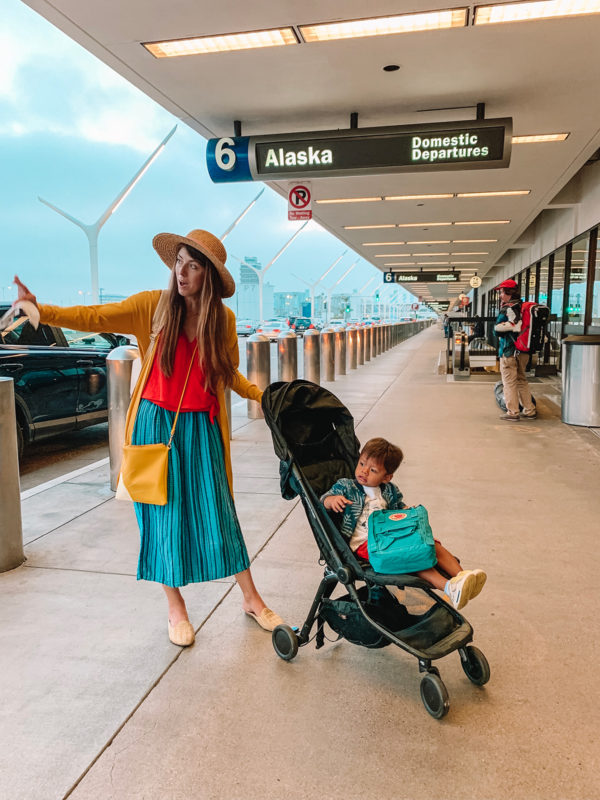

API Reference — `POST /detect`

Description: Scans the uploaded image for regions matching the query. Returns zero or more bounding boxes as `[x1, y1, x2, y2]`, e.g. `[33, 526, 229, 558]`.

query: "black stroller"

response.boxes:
[262, 380, 490, 719]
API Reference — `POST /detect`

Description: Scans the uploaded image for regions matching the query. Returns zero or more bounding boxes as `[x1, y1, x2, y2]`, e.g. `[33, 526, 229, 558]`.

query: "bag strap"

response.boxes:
[122, 291, 170, 447]
[167, 344, 198, 448]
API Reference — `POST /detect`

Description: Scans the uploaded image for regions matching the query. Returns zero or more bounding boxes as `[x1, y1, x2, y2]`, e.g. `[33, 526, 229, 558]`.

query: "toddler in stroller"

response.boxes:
[262, 380, 490, 719]
[321, 436, 487, 611]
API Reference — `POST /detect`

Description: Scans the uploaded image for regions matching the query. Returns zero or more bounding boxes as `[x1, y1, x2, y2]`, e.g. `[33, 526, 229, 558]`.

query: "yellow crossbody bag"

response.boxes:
[117, 343, 197, 506]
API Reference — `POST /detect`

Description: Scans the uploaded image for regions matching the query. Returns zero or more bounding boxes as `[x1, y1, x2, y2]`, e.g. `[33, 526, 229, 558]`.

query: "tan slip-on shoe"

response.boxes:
[168, 620, 195, 646]
[245, 607, 284, 632]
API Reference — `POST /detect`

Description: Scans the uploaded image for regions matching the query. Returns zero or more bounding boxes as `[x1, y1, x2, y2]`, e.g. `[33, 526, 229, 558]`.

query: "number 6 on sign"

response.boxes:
[215, 138, 236, 171]
[206, 136, 252, 182]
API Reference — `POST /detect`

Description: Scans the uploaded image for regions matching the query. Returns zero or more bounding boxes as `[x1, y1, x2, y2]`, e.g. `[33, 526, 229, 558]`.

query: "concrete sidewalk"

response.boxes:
[2, 326, 599, 800]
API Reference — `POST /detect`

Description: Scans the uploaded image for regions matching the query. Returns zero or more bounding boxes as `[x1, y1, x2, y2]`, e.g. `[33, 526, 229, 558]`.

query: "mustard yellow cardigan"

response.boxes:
[39, 290, 262, 495]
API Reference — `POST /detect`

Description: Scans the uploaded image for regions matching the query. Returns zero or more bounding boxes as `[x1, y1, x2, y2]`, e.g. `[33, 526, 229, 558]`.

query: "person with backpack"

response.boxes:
[494, 279, 537, 421]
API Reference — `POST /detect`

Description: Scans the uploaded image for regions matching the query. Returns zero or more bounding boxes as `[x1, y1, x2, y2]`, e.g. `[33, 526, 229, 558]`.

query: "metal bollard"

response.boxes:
[303, 328, 320, 384]
[278, 330, 297, 382]
[374, 325, 381, 356]
[347, 325, 358, 369]
[357, 326, 365, 365]
[321, 327, 335, 381]
[247, 333, 270, 418]
[0, 378, 25, 572]
[334, 325, 347, 376]
[364, 325, 372, 361]
[107, 345, 140, 492]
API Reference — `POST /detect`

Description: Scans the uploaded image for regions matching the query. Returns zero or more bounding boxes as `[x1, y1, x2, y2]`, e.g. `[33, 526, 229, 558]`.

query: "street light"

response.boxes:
[357, 276, 377, 318]
[323, 258, 359, 323]
[292, 250, 347, 318]
[220, 187, 265, 242]
[38, 125, 177, 304]
[235, 222, 309, 322]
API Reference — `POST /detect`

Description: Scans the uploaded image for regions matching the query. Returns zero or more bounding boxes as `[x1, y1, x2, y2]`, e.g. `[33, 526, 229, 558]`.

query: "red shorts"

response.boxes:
[356, 541, 369, 560]
[355, 539, 441, 562]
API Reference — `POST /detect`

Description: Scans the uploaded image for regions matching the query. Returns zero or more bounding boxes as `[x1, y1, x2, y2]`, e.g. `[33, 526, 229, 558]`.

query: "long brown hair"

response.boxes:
[159, 245, 236, 392]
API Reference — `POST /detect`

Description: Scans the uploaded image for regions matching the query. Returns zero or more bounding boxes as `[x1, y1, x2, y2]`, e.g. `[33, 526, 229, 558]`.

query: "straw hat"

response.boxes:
[152, 229, 235, 298]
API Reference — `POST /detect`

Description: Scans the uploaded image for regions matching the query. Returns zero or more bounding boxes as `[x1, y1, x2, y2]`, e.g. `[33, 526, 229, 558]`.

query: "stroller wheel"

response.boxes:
[272, 624, 299, 661]
[420, 673, 450, 719]
[460, 645, 490, 686]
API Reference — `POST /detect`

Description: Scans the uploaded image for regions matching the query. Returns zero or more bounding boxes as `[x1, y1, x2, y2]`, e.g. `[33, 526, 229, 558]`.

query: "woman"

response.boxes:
[14, 228, 284, 646]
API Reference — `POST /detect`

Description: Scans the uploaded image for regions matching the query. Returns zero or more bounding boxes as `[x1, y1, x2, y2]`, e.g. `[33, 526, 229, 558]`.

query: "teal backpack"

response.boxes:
[367, 505, 437, 574]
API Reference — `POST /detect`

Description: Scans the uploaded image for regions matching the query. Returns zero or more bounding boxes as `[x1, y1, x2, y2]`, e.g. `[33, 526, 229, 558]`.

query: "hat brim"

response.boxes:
[152, 232, 235, 298]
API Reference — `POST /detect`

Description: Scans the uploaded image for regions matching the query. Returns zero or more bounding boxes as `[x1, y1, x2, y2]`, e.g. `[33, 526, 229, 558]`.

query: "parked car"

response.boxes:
[0, 310, 130, 458]
[286, 316, 313, 335]
[235, 318, 256, 336]
[255, 319, 290, 342]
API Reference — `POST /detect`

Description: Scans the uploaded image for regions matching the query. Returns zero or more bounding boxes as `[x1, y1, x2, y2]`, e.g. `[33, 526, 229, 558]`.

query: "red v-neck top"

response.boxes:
[141, 333, 219, 422]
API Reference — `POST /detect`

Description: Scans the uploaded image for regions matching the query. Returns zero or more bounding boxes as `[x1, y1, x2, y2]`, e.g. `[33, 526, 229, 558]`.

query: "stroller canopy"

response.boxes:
[262, 380, 361, 499]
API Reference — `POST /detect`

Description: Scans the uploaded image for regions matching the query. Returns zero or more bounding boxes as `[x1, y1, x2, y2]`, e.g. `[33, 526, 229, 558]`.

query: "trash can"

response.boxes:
[561, 335, 600, 426]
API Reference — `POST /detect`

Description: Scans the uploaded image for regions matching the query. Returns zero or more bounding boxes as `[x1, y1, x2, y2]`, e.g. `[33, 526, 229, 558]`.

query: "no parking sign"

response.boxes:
[288, 182, 312, 221]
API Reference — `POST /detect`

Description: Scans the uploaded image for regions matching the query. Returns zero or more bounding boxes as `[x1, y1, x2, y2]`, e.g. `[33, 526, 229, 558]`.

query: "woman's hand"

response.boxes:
[13, 276, 38, 308]
[323, 495, 352, 513]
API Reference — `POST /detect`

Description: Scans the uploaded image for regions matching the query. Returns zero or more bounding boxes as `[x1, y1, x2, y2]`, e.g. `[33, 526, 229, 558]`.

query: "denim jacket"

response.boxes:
[320, 478, 405, 540]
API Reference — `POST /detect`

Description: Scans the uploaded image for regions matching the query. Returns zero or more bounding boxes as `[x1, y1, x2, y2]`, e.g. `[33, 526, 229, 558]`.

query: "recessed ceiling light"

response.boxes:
[299, 9, 468, 42]
[453, 238, 498, 243]
[344, 224, 396, 230]
[375, 254, 412, 258]
[407, 240, 451, 244]
[397, 222, 452, 227]
[454, 220, 510, 225]
[143, 27, 298, 57]
[384, 262, 416, 266]
[474, 1, 600, 26]
[451, 261, 484, 264]
[451, 251, 489, 255]
[416, 261, 450, 265]
[316, 197, 382, 204]
[512, 133, 569, 143]
[385, 193, 454, 201]
[362, 241, 406, 246]
[456, 190, 530, 198]
[412, 252, 450, 256]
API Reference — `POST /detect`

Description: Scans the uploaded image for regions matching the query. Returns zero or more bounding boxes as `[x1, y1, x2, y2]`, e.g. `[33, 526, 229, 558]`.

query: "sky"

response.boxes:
[0, 0, 419, 311]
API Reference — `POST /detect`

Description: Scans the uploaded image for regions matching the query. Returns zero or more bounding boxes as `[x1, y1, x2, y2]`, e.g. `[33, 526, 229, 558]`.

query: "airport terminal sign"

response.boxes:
[207, 118, 512, 182]
[384, 271, 460, 284]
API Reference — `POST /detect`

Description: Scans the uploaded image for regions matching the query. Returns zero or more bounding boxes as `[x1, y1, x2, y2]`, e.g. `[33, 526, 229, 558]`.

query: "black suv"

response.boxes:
[0, 308, 129, 457]
[287, 316, 312, 335]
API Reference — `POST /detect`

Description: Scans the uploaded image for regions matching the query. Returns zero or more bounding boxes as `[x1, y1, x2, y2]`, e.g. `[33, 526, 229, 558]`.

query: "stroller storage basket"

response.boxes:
[320, 585, 415, 649]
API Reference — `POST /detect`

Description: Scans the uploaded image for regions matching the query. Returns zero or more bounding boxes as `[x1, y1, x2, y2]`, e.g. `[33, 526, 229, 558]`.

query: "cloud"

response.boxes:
[0, 1, 172, 152]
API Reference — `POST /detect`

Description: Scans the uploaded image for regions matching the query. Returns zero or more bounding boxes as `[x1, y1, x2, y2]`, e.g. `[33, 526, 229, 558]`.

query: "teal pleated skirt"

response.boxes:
[132, 399, 250, 587]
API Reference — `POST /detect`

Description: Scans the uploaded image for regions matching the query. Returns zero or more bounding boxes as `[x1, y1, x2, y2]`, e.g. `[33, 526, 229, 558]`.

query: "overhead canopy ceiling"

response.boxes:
[24, 0, 600, 304]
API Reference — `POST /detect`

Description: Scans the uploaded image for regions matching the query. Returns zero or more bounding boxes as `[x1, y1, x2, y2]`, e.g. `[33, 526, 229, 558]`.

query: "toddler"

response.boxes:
[321, 437, 486, 610]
